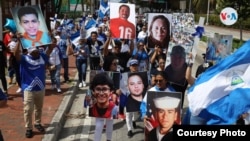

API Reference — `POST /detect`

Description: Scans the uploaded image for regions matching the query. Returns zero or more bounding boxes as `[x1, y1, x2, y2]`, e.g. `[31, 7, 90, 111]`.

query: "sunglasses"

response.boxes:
[154, 79, 164, 83]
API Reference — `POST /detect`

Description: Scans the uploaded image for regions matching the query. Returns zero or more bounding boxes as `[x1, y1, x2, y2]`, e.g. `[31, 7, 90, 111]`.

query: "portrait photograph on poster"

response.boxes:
[147, 13, 172, 49]
[166, 13, 196, 68]
[10, 5, 51, 49]
[121, 71, 148, 113]
[88, 70, 121, 119]
[109, 2, 136, 39]
[164, 44, 189, 91]
[206, 34, 233, 64]
[145, 91, 182, 141]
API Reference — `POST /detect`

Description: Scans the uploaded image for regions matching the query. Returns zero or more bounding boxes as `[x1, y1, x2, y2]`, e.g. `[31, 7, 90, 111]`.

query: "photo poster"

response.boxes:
[165, 13, 196, 67]
[165, 44, 191, 68]
[144, 91, 182, 140]
[206, 34, 233, 64]
[171, 13, 195, 47]
[147, 13, 172, 49]
[88, 70, 121, 119]
[109, 3, 136, 39]
[10, 5, 52, 49]
[119, 71, 149, 113]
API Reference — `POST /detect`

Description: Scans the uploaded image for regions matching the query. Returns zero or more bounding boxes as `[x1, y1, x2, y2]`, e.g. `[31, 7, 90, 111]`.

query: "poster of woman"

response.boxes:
[147, 13, 172, 49]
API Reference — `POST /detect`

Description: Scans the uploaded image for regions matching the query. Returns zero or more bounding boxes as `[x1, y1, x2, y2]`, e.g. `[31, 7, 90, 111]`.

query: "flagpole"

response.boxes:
[206, 0, 210, 25]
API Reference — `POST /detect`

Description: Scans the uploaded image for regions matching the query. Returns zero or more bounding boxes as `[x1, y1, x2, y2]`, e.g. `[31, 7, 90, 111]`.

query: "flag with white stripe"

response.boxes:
[188, 40, 250, 125]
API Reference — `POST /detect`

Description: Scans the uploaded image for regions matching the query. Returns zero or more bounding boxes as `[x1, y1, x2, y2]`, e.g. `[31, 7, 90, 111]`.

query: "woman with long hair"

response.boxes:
[148, 15, 171, 50]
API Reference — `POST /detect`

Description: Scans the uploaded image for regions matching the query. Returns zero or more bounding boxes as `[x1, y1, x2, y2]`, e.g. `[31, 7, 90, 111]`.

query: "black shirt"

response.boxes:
[126, 94, 142, 112]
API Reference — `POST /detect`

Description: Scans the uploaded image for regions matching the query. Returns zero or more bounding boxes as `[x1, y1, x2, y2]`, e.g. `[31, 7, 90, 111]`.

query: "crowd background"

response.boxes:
[1, 1, 250, 140]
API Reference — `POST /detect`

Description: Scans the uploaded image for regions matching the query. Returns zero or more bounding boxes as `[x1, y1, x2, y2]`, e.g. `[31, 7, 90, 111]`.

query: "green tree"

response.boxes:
[216, 0, 250, 42]
[192, 0, 216, 14]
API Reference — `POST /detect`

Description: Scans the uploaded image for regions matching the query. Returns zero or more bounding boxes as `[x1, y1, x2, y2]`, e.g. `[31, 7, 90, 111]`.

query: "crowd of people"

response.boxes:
[1, 3, 248, 141]
[0, 8, 202, 140]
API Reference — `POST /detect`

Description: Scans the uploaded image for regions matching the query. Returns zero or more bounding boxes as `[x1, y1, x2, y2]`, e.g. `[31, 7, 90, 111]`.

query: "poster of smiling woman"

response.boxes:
[10, 5, 51, 49]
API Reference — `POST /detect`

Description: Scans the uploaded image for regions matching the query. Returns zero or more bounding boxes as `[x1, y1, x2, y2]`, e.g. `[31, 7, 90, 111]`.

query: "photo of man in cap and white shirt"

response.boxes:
[146, 92, 182, 141]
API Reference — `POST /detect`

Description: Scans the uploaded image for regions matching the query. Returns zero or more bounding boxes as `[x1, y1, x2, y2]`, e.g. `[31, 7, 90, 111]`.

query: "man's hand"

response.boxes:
[144, 116, 154, 132]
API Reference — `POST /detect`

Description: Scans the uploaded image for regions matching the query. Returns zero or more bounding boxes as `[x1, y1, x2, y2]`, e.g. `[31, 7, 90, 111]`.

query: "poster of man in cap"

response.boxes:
[145, 91, 182, 141]
[10, 5, 51, 49]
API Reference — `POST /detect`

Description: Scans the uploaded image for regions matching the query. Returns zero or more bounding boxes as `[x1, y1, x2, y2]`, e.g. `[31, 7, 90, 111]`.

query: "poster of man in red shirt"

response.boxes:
[109, 3, 136, 39]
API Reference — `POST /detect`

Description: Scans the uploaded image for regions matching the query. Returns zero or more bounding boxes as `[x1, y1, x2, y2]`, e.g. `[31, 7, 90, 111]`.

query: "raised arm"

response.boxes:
[150, 45, 159, 64]
[13, 35, 22, 62]
[185, 63, 196, 85]
[103, 35, 112, 56]
[128, 39, 134, 55]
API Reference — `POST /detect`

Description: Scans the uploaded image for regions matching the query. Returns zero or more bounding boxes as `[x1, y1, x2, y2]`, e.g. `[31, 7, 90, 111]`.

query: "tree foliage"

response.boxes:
[216, 0, 250, 20]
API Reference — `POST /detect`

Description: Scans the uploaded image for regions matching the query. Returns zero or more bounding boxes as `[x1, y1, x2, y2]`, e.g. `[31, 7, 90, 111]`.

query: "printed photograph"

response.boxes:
[147, 13, 172, 49]
[120, 71, 148, 113]
[88, 70, 121, 119]
[145, 91, 182, 141]
[109, 3, 136, 39]
[206, 34, 233, 64]
[10, 5, 51, 49]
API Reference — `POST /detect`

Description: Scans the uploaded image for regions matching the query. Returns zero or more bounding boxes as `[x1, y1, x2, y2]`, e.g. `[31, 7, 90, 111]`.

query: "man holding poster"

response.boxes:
[110, 3, 136, 39]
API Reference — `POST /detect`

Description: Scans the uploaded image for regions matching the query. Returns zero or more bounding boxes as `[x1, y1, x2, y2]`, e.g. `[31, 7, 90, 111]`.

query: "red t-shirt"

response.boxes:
[110, 18, 136, 39]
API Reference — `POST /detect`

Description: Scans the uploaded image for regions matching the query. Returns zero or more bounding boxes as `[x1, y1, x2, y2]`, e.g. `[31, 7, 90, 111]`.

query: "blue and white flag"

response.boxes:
[188, 40, 250, 125]
[85, 18, 97, 30]
[98, 0, 109, 19]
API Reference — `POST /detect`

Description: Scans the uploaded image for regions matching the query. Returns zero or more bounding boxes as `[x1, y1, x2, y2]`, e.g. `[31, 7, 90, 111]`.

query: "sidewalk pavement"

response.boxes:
[0, 55, 78, 141]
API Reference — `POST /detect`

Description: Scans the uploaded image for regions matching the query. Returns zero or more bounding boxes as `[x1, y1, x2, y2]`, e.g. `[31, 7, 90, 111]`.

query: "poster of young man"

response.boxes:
[145, 91, 182, 141]
[10, 5, 51, 49]
[109, 3, 136, 39]
[122, 71, 148, 112]
[88, 70, 120, 119]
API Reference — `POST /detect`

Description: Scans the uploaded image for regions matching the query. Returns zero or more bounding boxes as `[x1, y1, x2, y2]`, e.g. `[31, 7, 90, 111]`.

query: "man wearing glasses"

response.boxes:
[87, 72, 118, 141]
